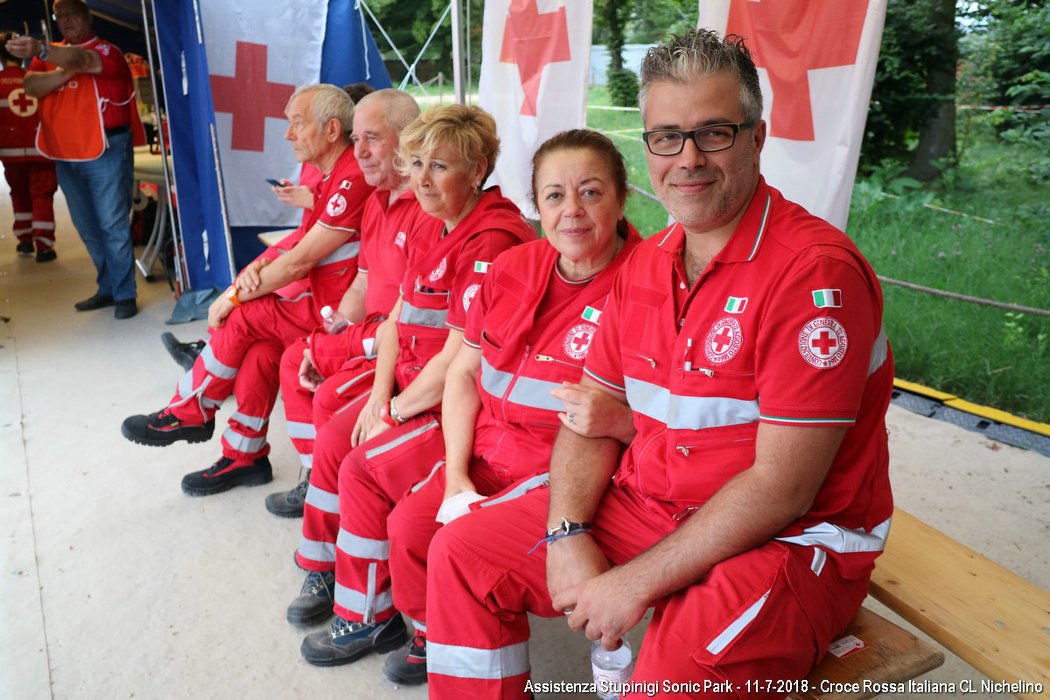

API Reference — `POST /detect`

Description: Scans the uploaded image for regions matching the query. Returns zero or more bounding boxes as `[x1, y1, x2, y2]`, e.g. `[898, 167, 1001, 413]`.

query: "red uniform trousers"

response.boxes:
[426, 483, 875, 700]
[322, 415, 446, 626]
[166, 294, 318, 462]
[295, 357, 376, 570]
[279, 319, 381, 472]
[387, 462, 550, 632]
[3, 160, 57, 251]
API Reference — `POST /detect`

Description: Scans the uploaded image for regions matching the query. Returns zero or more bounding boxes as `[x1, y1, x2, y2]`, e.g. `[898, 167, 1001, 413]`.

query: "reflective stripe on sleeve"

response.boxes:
[869, 327, 889, 376]
[427, 640, 530, 680]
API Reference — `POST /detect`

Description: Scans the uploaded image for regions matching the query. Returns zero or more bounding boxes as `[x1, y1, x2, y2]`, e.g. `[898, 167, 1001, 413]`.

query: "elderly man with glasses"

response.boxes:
[423, 28, 895, 699]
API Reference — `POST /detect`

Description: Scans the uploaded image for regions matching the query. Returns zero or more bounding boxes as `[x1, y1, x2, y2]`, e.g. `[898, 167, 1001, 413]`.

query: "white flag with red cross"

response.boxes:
[200, 1, 328, 226]
[478, 0, 593, 219]
[698, 0, 887, 230]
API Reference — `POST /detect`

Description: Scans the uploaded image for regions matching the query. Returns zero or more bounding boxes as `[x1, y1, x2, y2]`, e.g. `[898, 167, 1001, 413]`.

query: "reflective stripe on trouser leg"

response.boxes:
[220, 342, 282, 461]
[296, 404, 357, 571]
[331, 416, 445, 625]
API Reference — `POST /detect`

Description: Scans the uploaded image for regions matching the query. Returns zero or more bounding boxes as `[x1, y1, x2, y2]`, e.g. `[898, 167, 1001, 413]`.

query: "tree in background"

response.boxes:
[594, 0, 638, 106]
[862, 0, 960, 179]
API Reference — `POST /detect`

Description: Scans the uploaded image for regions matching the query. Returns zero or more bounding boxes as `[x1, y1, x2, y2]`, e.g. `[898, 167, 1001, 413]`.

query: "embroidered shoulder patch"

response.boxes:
[563, 323, 597, 361]
[798, 317, 848, 368]
[326, 192, 347, 217]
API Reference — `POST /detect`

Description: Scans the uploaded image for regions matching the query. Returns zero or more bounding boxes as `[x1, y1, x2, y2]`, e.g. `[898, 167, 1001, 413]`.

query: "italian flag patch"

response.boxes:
[724, 296, 748, 314]
[582, 306, 602, 323]
[473, 261, 491, 274]
[812, 289, 842, 308]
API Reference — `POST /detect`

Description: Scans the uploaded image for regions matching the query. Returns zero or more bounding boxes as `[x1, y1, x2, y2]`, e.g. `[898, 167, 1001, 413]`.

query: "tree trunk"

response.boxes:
[906, 0, 957, 181]
[604, 0, 628, 71]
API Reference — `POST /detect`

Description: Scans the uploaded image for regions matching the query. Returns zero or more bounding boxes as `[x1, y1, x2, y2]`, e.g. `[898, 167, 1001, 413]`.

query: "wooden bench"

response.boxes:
[793, 507, 1050, 699]
[257, 228, 296, 248]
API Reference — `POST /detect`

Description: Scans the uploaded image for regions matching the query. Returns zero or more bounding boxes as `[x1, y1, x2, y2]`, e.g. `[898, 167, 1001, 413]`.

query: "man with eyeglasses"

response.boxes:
[424, 28, 894, 699]
[5, 0, 138, 317]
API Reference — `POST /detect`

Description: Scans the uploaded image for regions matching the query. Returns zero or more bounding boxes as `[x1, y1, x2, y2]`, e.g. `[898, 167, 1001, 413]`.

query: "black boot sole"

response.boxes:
[121, 420, 214, 447]
[182, 468, 273, 497]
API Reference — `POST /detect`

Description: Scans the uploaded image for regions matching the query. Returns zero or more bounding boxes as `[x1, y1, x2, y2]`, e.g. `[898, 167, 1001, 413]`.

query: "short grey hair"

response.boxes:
[288, 84, 354, 143]
[639, 28, 763, 126]
[356, 89, 421, 134]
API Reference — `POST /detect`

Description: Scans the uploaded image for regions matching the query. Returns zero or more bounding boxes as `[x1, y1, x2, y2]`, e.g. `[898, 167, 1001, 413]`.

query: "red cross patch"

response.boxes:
[704, 317, 743, 365]
[798, 317, 848, 368]
[7, 88, 38, 117]
[462, 283, 481, 312]
[326, 192, 347, 217]
[563, 323, 597, 361]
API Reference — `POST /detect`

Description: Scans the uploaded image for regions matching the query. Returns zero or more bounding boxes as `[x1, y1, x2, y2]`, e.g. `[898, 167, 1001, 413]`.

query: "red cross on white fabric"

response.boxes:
[9, 89, 36, 116]
[570, 331, 590, 352]
[711, 327, 734, 353]
[210, 42, 295, 152]
[810, 329, 839, 356]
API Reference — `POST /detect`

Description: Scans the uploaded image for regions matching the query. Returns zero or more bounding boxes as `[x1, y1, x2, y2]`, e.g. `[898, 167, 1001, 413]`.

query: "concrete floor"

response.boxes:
[1, 185, 1047, 699]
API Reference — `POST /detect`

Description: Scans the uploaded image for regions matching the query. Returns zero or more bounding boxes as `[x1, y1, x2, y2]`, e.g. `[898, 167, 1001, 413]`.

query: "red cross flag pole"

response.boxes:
[478, 0, 593, 218]
[201, 0, 328, 227]
[698, 0, 888, 231]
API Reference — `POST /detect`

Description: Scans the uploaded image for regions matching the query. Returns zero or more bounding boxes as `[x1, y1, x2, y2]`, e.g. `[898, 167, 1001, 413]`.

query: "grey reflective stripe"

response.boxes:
[410, 460, 445, 493]
[201, 345, 237, 380]
[0, 147, 36, 157]
[362, 337, 376, 358]
[287, 421, 316, 439]
[297, 537, 336, 563]
[775, 517, 891, 553]
[279, 291, 312, 303]
[299, 452, 314, 469]
[427, 640, 530, 681]
[480, 473, 548, 509]
[706, 589, 770, 655]
[365, 420, 439, 459]
[869, 328, 889, 376]
[177, 369, 196, 399]
[625, 376, 759, 430]
[337, 528, 390, 560]
[507, 376, 565, 412]
[334, 581, 393, 617]
[232, 411, 267, 431]
[406, 617, 427, 633]
[336, 369, 375, 395]
[305, 483, 339, 514]
[480, 357, 514, 399]
[399, 300, 448, 328]
[201, 396, 222, 411]
[319, 240, 361, 266]
[222, 429, 266, 454]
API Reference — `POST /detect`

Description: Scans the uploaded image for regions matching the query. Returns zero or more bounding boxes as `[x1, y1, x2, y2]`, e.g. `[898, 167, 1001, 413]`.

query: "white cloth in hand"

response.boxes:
[436, 490, 487, 525]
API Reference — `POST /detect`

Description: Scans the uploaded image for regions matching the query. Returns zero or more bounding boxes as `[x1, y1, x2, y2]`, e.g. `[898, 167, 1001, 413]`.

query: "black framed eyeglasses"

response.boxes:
[642, 122, 755, 156]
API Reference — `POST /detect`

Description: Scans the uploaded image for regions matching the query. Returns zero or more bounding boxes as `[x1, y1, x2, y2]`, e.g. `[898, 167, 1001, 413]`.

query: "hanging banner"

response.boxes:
[201, 1, 328, 227]
[698, 0, 887, 230]
[479, 0, 593, 218]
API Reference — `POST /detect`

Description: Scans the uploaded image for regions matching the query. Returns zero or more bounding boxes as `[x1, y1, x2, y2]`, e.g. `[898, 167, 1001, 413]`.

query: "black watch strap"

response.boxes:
[545, 517, 592, 538]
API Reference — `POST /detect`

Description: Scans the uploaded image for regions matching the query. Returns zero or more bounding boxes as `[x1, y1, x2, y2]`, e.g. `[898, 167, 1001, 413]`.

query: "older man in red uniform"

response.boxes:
[121, 84, 374, 497]
[0, 34, 58, 262]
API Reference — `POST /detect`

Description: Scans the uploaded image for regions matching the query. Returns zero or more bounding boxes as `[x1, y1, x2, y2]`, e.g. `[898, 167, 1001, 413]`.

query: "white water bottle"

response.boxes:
[591, 639, 633, 699]
[320, 305, 349, 334]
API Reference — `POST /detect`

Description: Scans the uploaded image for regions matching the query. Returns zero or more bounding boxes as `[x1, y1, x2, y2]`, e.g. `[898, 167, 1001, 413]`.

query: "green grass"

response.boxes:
[586, 90, 1050, 423]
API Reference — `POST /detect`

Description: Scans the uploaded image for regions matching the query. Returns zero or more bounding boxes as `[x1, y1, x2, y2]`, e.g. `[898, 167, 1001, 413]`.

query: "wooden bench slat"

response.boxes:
[870, 508, 1050, 699]
[793, 607, 944, 700]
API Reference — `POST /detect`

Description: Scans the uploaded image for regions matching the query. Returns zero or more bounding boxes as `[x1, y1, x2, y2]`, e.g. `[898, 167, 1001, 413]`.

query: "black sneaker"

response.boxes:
[16, 240, 33, 256]
[300, 614, 408, 667]
[265, 470, 310, 518]
[181, 455, 273, 496]
[35, 248, 57, 263]
[74, 293, 114, 311]
[121, 409, 215, 446]
[287, 569, 335, 625]
[383, 632, 428, 685]
[161, 332, 205, 372]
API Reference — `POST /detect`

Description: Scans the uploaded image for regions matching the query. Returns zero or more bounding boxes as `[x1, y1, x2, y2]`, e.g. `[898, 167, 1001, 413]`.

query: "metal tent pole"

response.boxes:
[450, 0, 466, 104]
